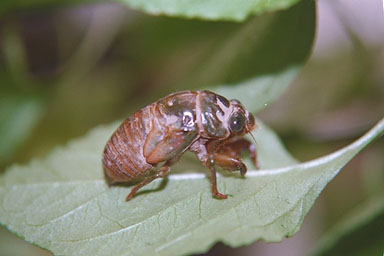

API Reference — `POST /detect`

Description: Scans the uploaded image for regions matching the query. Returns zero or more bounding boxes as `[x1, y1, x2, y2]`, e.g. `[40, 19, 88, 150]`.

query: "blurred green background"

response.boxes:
[0, 0, 383, 255]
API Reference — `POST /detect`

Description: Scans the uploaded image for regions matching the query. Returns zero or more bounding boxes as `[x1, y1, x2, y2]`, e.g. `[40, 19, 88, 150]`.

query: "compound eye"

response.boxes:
[229, 112, 245, 133]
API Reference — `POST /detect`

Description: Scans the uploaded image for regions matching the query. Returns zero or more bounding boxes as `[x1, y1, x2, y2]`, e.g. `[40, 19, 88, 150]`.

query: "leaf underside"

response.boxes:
[0, 118, 383, 256]
[120, 0, 302, 21]
[0, 0, 301, 22]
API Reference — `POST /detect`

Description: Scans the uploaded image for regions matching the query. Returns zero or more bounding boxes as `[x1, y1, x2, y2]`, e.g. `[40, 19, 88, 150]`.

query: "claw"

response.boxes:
[214, 192, 228, 200]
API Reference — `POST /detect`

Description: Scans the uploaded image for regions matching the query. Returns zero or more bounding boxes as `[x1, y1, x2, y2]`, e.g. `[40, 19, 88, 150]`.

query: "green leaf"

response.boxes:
[121, 0, 303, 21]
[0, 0, 304, 21]
[312, 194, 384, 256]
[0, 226, 50, 256]
[0, 116, 383, 256]
[128, 0, 315, 107]
[0, 0, 315, 119]
[211, 66, 299, 113]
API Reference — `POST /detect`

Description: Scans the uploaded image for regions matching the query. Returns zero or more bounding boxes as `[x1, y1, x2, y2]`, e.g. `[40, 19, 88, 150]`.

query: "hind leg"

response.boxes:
[126, 162, 171, 201]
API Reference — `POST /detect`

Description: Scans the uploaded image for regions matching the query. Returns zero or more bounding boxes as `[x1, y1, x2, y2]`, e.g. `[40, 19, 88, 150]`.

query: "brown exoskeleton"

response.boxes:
[102, 90, 258, 201]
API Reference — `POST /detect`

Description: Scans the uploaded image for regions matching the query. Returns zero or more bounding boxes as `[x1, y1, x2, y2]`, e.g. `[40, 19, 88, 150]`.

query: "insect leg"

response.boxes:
[213, 153, 247, 176]
[207, 156, 228, 200]
[125, 163, 171, 201]
[218, 137, 259, 169]
[249, 143, 259, 169]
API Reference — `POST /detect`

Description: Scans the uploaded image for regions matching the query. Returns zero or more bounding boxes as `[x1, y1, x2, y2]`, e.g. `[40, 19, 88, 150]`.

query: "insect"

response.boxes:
[102, 90, 258, 201]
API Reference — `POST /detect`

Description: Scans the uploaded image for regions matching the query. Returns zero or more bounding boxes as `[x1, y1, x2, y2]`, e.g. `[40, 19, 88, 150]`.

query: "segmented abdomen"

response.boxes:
[102, 91, 199, 184]
[102, 104, 157, 184]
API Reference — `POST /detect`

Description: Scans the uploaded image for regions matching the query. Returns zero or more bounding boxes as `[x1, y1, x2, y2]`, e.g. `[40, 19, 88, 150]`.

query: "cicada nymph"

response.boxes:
[102, 90, 258, 201]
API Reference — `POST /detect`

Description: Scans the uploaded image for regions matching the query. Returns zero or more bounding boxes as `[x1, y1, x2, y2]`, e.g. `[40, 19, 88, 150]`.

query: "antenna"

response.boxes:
[249, 131, 257, 145]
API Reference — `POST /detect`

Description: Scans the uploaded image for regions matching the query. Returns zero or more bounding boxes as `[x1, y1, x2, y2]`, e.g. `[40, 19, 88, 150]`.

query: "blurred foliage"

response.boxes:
[312, 193, 384, 256]
[0, 0, 315, 168]
[0, 95, 43, 163]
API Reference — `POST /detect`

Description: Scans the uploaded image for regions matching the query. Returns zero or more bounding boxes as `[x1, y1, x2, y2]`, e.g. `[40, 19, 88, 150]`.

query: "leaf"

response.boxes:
[128, 0, 315, 107]
[0, 0, 304, 21]
[121, 0, 303, 21]
[312, 194, 384, 256]
[0, 226, 51, 256]
[0, 117, 383, 256]
[0, 1, 315, 119]
[211, 67, 298, 113]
